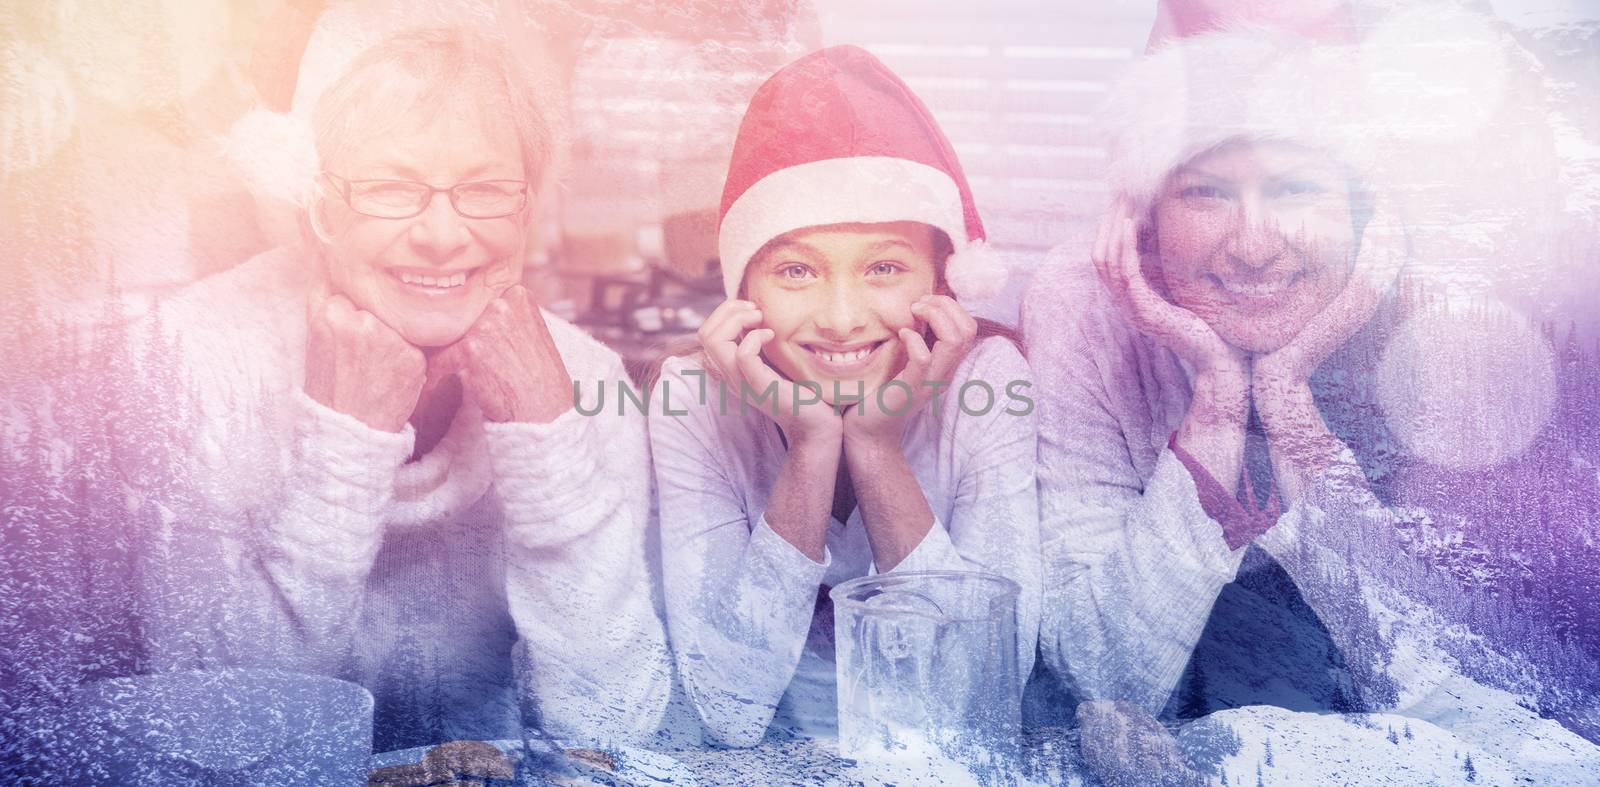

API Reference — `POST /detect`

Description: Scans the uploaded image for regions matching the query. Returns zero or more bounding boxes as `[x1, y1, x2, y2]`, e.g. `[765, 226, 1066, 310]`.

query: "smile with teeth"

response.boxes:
[394, 270, 471, 289]
[805, 341, 884, 369]
[1213, 273, 1298, 299]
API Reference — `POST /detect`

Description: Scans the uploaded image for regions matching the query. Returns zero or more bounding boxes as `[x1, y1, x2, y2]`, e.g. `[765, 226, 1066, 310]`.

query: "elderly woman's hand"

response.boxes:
[429, 285, 574, 424]
[303, 285, 427, 433]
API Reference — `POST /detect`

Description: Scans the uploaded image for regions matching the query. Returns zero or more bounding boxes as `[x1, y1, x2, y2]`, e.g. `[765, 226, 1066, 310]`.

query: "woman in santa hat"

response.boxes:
[647, 44, 1042, 746]
[132, 25, 671, 752]
[1027, 1, 1600, 779]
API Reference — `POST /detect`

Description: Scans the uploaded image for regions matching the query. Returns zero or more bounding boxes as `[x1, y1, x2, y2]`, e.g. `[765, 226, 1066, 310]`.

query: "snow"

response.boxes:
[1168, 535, 1600, 785]
[1192, 706, 1524, 786]
[1350, 563, 1600, 783]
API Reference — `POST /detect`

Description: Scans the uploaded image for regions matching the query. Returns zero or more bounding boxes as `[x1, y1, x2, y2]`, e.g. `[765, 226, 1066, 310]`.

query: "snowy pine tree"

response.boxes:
[1179, 660, 1211, 719]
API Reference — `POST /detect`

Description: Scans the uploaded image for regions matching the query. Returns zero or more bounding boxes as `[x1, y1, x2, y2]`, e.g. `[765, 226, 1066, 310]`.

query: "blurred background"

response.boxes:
[2, 0, 1597, 369]
[550, 0, 1154, 348]
[0, 0, 1144, 372]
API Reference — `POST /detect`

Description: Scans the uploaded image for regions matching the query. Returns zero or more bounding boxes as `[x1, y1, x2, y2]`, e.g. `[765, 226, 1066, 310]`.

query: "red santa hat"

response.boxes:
[1103, 0, 1509, 212]
[717, 45, 1007, 301]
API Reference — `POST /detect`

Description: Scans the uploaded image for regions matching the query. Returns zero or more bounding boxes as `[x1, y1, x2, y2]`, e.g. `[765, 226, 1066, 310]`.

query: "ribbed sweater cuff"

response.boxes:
[289, 389, 411, 521]
[483, 407, 615, 548]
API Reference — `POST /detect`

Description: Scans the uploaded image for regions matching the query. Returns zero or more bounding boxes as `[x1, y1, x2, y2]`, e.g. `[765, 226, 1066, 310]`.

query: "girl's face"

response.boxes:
[314, 111, 529, 348]
[1150, 139, 1358, 354]
[744, 221, 940, 404]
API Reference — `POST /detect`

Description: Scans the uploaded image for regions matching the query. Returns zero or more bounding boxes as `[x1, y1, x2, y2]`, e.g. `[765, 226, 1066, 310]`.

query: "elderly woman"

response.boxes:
[136, 28, 669, 750]
[1026, 9, 1600, 781]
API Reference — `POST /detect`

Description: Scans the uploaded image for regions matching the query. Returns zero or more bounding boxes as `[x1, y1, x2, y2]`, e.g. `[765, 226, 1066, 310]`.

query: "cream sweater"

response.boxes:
[648, 337, 1042, 747]
[135, 248, 670, 751]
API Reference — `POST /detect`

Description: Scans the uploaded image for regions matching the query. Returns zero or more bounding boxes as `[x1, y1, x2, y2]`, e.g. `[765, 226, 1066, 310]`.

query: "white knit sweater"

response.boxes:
[135, 248, 671, 750]
[647, 337, 1042, 747]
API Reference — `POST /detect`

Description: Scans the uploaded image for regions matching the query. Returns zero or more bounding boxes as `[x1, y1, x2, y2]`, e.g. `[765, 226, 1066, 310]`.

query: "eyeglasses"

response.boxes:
[321, 172, 530, 220]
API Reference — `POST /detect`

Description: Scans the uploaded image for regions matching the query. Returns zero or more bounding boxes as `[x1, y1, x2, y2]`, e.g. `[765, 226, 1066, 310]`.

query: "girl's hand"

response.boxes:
[699, 301, 841, 561]
[303, 279, 426, 433]
[697, 299, 844, 446]
[696, 299, 765, 391]
[735, 328, 845, 446]
[1095, 197, 1247, 379]
[842, 295, 977, 450]
[426, 285, 573, 424]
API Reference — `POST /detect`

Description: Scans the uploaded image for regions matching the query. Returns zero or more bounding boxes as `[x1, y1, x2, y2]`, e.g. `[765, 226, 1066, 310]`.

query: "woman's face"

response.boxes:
[1150, 140, 1358, 354]
[315, 112, 528, 348]
[744, 221, 940, 404]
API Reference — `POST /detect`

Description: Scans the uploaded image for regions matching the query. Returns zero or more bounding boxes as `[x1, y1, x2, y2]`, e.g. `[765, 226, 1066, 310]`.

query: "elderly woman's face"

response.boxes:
[1150, 140, 1357, 354]
[316, 112, 528, 348]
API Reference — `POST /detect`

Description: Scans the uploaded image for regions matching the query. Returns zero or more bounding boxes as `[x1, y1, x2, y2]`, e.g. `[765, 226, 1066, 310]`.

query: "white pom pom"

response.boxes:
[221, 108, 319, 208]
[945, 239, 1009, 301]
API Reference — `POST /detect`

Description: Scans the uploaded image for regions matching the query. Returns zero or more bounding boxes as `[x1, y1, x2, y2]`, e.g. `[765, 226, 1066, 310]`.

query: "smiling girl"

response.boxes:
[647, 45, 1042, 746]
